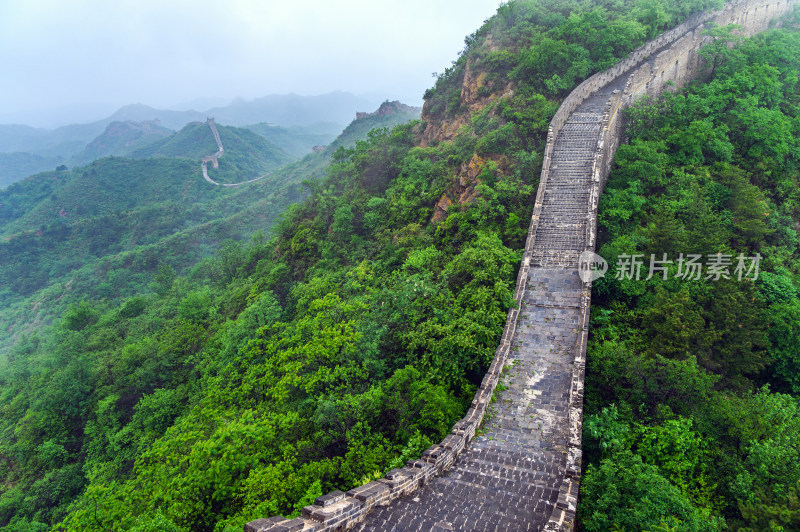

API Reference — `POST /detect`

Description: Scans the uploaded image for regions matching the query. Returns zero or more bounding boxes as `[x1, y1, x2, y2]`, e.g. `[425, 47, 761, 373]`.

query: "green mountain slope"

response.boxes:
[0, 101, 420, 358]
[580, 24, 800, 531]
[128, 121, 218, 159]
[325, 100, 421, 152]
[0, 0, 753, 530]
[69, 120, 174, 167]
[0, 158, 234, 298]
[129, 121, 294, 183]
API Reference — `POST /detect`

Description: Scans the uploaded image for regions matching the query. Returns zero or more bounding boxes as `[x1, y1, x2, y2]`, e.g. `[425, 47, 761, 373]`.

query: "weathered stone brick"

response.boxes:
[314, 490, 345, 507]
[347, 481, 390, 508]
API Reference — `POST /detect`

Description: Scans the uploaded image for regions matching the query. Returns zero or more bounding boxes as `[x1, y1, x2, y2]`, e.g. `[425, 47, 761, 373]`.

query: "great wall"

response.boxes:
[244, 1, 799, 530]
[200, 118, 224, 185]
[201, 118, 278, 187]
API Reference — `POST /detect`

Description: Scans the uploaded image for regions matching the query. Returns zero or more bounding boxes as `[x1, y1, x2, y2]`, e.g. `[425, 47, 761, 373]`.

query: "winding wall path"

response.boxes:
[245, 1, 798, 530]
[201, 118, 277, 187]
[201, 118, 225, 185]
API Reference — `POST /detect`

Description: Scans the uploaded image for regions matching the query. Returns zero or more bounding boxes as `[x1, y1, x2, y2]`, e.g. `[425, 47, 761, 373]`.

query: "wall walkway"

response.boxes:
[201, 118, 277, 187]
[245, 1, 798, 530]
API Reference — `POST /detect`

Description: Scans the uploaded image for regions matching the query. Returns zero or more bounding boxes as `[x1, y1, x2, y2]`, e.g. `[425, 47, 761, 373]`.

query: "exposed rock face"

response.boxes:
[419, 36, 515, 222]
[420, 53, 514, 148]
[354, 101, 422, 122]
[431, 154, 506, 222]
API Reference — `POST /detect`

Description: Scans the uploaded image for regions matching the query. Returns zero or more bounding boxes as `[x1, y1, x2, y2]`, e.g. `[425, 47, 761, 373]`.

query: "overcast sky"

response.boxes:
[0, 0, 501, 128]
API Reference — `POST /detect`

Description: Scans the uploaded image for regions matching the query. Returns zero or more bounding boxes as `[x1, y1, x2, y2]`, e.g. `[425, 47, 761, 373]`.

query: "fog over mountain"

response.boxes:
[0, 91, 397, 186]
[0, 0, 498, 128]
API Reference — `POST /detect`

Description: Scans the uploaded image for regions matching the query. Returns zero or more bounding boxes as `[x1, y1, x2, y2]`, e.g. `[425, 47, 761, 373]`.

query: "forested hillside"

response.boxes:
[0, 153, 62, 189]
[4, 0, 790, 530]
[0, 109, 416, 360]
[128, 122, 294, 183]
[0, 123, 289, 357]
[580, 23, 800, 531]
[69, 120, 175, 167]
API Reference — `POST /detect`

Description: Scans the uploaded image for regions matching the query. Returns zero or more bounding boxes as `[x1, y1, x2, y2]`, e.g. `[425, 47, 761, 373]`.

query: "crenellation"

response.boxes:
[346, 482, 391, 509]
[315, 491, 347, 507]
[302, 496, 361, 524]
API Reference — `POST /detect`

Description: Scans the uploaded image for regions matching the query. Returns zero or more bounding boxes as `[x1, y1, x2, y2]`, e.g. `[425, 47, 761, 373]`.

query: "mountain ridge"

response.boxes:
[0, 92, 386, 187]
[0, 98, 422, 357]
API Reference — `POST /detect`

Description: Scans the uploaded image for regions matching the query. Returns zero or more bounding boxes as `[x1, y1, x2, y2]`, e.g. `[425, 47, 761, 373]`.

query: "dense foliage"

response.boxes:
[0, 157, 302, 358]
[0, 120, 536, 530]
[0, 0, 751, 530]
[580, 21, 800, 531]
[424, 0, 722, 121]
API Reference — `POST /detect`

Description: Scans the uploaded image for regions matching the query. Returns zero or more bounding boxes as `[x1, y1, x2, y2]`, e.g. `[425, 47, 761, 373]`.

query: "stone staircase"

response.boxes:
[352, 104, 596, 532]
[244, 1, 797, 530]
[530, 113, 601, 270]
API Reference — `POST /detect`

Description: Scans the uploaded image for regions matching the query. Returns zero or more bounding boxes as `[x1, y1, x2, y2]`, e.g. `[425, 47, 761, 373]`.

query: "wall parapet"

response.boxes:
[543, 0, 796, 529]
[246, 1, 798, 530]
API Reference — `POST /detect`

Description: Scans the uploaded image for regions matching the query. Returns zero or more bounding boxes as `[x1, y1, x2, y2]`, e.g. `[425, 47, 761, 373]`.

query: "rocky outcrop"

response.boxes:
[355, 101, 422, 122]
[419, 53, 514, 148]
[431, 154, 507, 222]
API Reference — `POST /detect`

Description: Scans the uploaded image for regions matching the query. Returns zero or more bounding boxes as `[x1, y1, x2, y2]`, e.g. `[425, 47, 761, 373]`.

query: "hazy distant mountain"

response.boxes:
[243, 101, 421, 159]
[0, 120, 119, 163]
[0, 152, 62, 188]
[70, 120, 175, 166]
[0, 124, 49, 150]
[102, 104, 205, 130]
[0, 122, 96, 159]
[0, 92, 382, 187]
[208, 91, 381, 126]
[168, 96, 232, 112]
[243, 122, 342, 158]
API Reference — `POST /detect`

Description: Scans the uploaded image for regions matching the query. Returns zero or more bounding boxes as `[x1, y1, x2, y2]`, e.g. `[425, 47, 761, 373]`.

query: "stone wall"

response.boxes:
[245, 1, 798, 530]
[545, 0, 796, 528]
